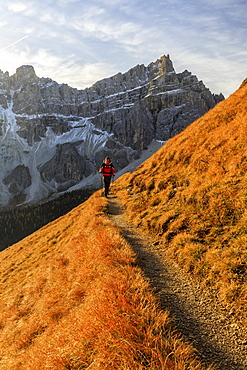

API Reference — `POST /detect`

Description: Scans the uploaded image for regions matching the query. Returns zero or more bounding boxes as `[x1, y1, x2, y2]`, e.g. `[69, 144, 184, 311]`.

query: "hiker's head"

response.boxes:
[104, 157, 111, 164]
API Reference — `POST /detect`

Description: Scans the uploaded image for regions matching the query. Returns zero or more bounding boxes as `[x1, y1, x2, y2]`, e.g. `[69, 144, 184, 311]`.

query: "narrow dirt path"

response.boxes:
[107, 195, 247, 370]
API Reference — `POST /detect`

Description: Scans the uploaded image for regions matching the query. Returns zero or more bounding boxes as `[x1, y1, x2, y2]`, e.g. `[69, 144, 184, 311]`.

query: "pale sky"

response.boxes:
[0, 0, 246, 97]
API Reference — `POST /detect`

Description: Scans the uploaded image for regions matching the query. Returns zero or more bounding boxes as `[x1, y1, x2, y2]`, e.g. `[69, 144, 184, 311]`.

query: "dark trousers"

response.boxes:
[103, 176, 111, 196]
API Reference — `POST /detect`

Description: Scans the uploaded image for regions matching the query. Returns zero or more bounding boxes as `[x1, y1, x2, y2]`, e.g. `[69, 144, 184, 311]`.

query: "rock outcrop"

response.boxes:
[0, 55, 224, 206]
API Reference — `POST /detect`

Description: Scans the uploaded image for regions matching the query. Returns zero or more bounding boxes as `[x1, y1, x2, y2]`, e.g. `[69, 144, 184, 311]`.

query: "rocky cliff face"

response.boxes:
[0, 55, 224, 207]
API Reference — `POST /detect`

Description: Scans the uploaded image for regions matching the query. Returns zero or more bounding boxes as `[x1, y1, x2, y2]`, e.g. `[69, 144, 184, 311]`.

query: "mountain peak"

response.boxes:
[147, 54, 174, 77]
[14, 65, 38, 83]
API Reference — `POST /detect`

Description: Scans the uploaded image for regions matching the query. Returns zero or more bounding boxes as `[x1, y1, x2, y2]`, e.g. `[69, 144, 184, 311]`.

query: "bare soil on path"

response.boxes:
[107, 195, 247, 370]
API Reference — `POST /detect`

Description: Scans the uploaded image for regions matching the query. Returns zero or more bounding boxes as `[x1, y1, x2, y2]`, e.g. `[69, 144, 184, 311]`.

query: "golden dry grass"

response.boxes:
[0, 191, 209, 369]
[113, 79, 247, 321]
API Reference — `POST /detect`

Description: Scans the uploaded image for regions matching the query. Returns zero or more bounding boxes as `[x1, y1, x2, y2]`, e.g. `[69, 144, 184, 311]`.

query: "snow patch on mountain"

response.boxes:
[0, 99, 117, 206]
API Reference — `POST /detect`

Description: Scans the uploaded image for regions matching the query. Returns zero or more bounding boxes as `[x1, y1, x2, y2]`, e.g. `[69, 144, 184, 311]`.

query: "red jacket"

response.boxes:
[99, 163, 115, 176]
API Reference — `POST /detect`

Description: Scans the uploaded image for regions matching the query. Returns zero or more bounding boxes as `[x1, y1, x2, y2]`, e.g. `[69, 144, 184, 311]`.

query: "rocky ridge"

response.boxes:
[0, 55, 224, 207]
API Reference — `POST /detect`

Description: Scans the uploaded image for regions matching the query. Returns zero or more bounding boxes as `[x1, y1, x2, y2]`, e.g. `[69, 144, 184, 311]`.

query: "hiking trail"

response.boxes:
[107, 195, 247, 370]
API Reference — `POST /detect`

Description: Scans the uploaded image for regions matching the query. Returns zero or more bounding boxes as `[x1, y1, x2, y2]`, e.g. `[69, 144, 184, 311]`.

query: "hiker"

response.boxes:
[99, 157, 116, 197]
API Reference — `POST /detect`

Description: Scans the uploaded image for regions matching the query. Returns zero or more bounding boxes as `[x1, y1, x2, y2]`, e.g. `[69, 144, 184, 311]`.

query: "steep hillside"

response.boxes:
[113, 79, 247, 320]
[0, 191, 210, 369]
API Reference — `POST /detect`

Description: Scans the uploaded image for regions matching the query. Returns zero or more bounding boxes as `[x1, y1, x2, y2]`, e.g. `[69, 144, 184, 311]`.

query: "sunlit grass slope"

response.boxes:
[0, 191, 209, 369]
[113, 79, 247, 320]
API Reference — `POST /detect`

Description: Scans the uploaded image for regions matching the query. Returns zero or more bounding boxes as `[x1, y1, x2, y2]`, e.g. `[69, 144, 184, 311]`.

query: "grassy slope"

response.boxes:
[113, 79, 247, 322]
[0, 191, 209, 369]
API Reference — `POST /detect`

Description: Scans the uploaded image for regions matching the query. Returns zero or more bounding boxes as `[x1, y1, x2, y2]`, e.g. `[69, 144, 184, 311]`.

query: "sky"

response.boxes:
[0, 0, 246, 98]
